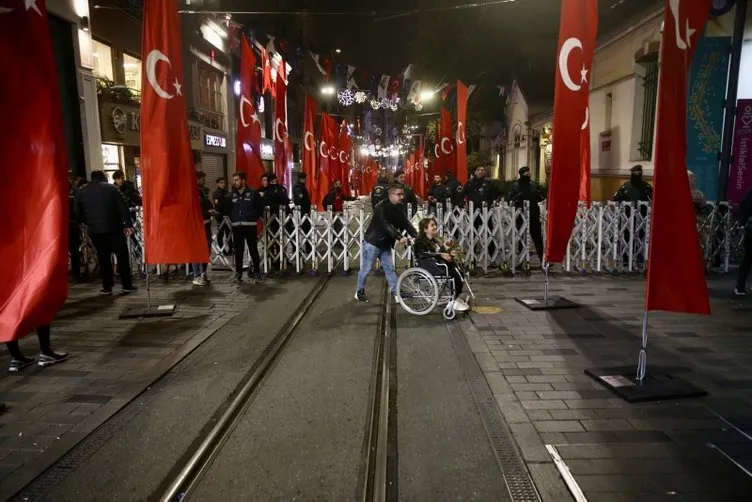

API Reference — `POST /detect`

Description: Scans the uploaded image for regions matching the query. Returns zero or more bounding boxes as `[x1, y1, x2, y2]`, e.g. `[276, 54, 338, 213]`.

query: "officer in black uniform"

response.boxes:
[259, 172, 290, 270]
[445, 172, 465, 209]
[428, 173, 449, 215]
[191, 171, 215, 285]
[370, 171, 390, 210]
[292, 172, 312, 257]
[614, 165, 653, 266]
[230, 171, 263, 282]
[462, 166, 500, 260]
[394, 169, 419, 216]
[508, 166, 546, 261]
[213, 176, 233, 254]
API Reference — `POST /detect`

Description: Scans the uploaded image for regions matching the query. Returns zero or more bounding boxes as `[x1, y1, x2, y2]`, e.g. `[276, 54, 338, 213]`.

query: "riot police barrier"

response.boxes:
[73, 200, 744, 278]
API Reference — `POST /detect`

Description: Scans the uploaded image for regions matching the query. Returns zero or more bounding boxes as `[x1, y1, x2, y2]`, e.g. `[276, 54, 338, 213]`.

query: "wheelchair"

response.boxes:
[395, 254, 476, 321]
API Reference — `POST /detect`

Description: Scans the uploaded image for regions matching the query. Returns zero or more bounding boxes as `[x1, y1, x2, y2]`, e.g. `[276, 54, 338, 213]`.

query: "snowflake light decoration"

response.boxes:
[414, 102, 423, 111]
[380, 98, 391, 109]
[337, 89, 355, 106]
[354, 91, 367, 103]
[370, 99, 381, 110]
[389, 101, 398, 111]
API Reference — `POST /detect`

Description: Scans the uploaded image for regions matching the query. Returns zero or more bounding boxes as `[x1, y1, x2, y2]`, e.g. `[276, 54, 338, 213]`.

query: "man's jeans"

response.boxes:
[191, 223, 212, 278]
[357, 242, 397, 293]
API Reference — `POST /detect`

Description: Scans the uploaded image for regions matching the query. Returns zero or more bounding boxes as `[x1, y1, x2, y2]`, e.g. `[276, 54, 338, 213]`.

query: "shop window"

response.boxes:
[92, 39, 114, 81]
[123, 53, 141, 91]
[199, 66, 225, 115]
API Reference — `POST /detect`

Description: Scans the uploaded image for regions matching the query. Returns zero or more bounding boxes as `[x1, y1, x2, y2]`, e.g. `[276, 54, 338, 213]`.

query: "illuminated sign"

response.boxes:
[260, 139, 275, 160]
[205, 134, 226, 148]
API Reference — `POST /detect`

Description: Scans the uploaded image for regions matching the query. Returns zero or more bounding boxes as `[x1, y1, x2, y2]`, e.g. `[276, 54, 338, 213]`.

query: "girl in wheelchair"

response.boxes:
[413, 217, 471, 313]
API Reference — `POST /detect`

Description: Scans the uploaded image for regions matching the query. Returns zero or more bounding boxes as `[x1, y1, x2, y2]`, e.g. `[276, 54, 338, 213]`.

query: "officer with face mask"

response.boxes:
[614, 165, 653, 266]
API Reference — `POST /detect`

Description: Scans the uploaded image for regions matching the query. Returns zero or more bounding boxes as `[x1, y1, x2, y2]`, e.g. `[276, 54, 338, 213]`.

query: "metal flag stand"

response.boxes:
[119, 240, 176, 319]
[585, 310, 707, 402]
[514, 260, 579, 311]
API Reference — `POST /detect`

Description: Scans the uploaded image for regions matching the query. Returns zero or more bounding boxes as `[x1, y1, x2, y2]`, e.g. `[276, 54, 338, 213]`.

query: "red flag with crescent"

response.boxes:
[0, 0, 69, 342]
[439, 108, 455, 178]
[303, 95, 317, 199]
[236, 37, 265, 186]
[545, 0, 598, 264]
[456, 81, 469, 185]
[273, 61, 289, 186]
[317, 113, 338, 210]
[645, 0, 712, 315]
[141, 0, 209, 264]
[339, 126, 353, 196]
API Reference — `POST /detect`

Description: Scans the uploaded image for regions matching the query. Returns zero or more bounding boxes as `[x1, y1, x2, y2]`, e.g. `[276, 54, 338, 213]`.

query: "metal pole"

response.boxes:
[636, 311, 649, 383]
[543, 262, 550, 302]
[717, 0, 748, 201]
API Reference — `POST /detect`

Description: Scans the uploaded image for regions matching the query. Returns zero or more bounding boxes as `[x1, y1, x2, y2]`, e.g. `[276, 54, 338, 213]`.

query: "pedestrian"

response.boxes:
[230, 172, 263, 283]
[5, 325, 67, 372]
[735, 188, 752, 296]
[68, 178, 82, 281]
[355, 183, 417, 303]
[191, 171, 216, 286]
[74, 170, 136, 295]
[213, 176, 233, 255]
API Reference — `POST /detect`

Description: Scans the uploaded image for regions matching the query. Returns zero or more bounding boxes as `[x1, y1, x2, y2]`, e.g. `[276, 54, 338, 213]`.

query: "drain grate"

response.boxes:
[447, 321, 541, 502]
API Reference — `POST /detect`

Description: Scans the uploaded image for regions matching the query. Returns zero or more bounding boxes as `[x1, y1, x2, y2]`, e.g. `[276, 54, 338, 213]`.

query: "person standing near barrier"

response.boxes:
[230, 172, 263, 283]
[322, 180, 356, 213]
[462, 166, 500, 263]
[445, 172, 465, 209]
[370, 171, 390, 209]
[68, 179, 82, 282]
[428, 173, 450, 216]
[213, 176, 233, 255]
[734, 188, 752, 296]
[613, 165, 652, 267]
[355, 184, 417, 303]
[74, 171, 135, 296]
[394, 169, 419, 216]
[293, 172, 312, 257]
[191, 171, 216, 286]
[508, 166, 546, 262]
[5, 325, 67, 373]
[259, 172, 290, 271]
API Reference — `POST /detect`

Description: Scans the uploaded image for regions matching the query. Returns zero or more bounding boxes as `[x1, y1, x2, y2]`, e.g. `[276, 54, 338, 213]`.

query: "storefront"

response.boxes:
[260, 138, 275, 174]
[200, 130, 228, 192]
[99, 100, 204, 187]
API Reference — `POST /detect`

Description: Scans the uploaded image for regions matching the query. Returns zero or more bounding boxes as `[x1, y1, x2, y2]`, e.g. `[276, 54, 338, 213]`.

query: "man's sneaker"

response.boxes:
[39, 352, 68, 367]
[734, 288, 747, 296]
[201, 273, 211, 284]
[122, 286, 137, 294]
[99, 288, 113, 296]
[232, 276, 243, 284]
[354, 289, 368, 303]
[9, 356, 35, 373]
[192, 277, 208, 286]
[453, 298, 470, 312]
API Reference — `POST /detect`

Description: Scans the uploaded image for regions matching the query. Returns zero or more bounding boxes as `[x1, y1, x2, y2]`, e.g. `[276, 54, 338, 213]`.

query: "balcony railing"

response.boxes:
[96, 77, 141, 106]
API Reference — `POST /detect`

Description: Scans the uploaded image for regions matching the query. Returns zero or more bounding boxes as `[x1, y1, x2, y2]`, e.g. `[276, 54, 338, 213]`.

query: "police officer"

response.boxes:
[191, 171, 216, 286]
[445, 172, 465, 209]
[508, 166, 546, 261]
[370, 171, 390, 209]
[428, 173, 449, 215]
[69, 178, 82, 281]
[230, 171, 263, 283]
[259, 172, 290, 270]
[462, 166, 500, 260]
[292, 172, 312, 257]
[213, 176, 233, 254]
[394, 169, 418, 216]
[614, 165, 653, 266]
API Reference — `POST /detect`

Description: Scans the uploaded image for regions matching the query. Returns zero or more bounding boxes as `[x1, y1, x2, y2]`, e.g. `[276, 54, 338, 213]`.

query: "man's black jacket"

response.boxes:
[365, 200, 417, 249]
[74, 181, 131, 234]
[292, 182, 311, 214]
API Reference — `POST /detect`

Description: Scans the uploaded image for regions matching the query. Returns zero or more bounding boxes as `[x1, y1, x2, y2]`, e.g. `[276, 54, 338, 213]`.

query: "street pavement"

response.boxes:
[0, 270, 317, 500]
[463, 273, 752, 501]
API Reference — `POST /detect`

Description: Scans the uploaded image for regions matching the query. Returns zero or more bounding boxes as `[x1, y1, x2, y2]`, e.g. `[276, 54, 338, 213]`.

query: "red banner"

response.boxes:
[439, 108, 455, 178]
[339, 127, 353, 196]
[645, 0, 712, 315]
[317, 113, 338, 209]
[236, 37, 265, 186]
[274, 61, 289, 186]
[141, 0, 208, 264]
[303, 95, 317, 199]
[545, 0, 598, 263]
[456, 80, 469, 185]
[0, 0, 69, 342]
[416, 135, 427, 199]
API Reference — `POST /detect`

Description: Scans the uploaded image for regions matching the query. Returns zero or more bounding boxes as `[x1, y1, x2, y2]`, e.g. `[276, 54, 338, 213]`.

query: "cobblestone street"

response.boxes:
[463, 274, 752, 501]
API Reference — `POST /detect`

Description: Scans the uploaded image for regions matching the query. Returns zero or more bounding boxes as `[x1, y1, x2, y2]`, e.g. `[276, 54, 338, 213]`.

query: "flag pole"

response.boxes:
[543, 262, 550, 303]
[636, 311, 649, 383]
[119, 232, 175, 319]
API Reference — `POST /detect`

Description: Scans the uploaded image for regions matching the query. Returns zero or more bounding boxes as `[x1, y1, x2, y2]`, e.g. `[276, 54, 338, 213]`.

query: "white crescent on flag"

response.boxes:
[146, 50, 181, 100]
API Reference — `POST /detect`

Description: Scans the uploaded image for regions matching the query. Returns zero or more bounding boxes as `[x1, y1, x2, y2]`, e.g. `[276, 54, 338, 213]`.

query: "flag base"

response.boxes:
[514, 296, 579, 311]
[585, 365, 706, 403]
[118, 304, 176, 319]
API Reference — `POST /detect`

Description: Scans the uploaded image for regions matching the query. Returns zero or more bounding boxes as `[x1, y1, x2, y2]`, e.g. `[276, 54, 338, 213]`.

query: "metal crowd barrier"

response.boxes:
[72, 200, 744, 278]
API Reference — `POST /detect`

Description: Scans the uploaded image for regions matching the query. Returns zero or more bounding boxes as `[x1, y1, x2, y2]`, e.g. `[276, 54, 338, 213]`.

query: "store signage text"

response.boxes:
[205, 134, 227, 148]
[260, 143, 273, 157]
[110, 106, 202, 142]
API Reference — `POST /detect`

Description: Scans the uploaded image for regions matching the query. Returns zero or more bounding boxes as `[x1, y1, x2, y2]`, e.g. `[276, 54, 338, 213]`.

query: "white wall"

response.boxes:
[504, 82, 529, 180]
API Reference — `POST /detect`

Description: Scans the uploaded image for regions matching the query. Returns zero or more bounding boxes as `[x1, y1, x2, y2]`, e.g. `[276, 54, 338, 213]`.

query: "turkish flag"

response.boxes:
[262, 48, 274, 97]
[141, 0, 209, 264]
[439, 108, 455, 178]
[545, 0, 598, 263]
[317, 113, 338, 210]
[416, 135, 427, 199]
[0, 0, 68, 342]
[339, 126, 353, 196]
[645, 0, 712, 315]
[273, 61, 289, 186]
[236, 37, 265, 187]
[302, 95, 317, 198]
[456, 81, 469, 185]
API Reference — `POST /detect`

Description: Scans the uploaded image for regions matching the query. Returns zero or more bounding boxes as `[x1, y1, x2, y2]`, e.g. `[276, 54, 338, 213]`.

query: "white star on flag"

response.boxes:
[173, 78, 182, 96]
[25, 0, 42, 16]
[580, 65, 588, 84]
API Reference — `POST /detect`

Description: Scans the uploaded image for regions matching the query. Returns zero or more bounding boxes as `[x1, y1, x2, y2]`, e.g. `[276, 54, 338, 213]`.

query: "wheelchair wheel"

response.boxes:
[396, 267, 439, 316]
[442, 304, 456, 320]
